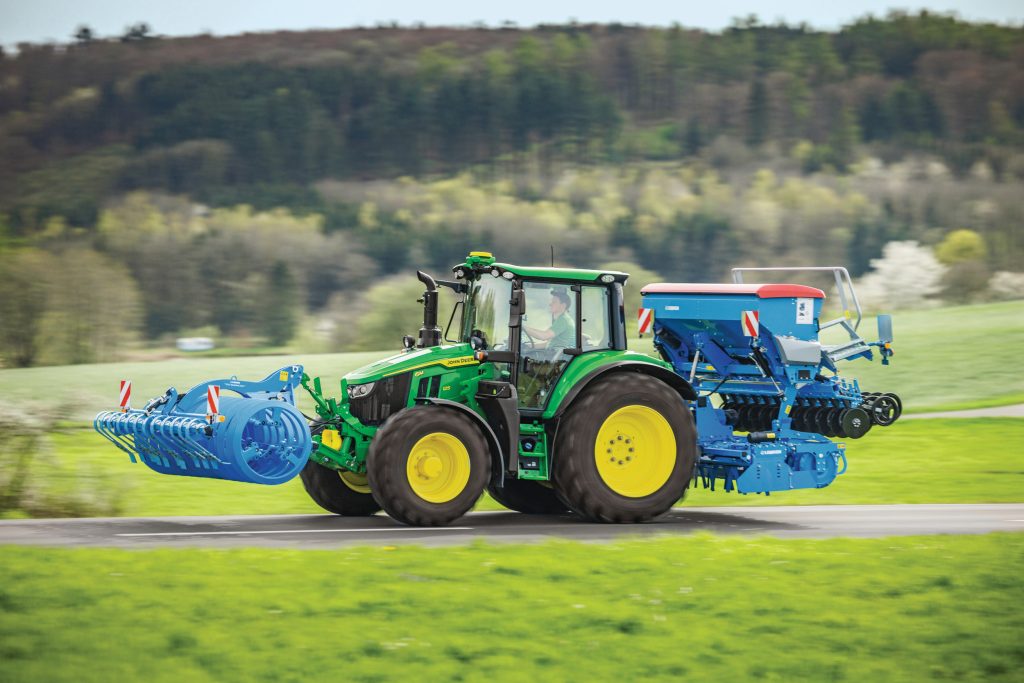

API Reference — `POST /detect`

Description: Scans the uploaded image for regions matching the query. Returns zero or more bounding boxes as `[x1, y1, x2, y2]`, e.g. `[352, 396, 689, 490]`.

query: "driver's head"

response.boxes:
[550, 289, 570, 316]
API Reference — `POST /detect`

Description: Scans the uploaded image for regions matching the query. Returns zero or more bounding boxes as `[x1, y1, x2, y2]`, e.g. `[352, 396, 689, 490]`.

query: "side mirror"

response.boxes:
[877, 314, 893, 344]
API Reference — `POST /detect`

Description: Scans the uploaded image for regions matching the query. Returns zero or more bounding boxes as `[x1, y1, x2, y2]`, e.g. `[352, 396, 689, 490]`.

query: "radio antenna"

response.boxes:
[550, 245, 555, 267]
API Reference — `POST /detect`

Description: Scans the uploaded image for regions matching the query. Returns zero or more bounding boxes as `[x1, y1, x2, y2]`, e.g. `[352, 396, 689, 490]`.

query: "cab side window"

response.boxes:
[580, 286, 612, 351]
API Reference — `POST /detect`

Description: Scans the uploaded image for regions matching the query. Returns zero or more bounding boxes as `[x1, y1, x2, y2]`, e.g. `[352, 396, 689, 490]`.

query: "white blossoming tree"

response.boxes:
[855, 241, 947, 310]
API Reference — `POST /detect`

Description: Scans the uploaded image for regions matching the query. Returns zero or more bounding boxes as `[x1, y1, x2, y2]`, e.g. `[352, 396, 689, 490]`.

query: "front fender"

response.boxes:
[416, 398, 507, 487]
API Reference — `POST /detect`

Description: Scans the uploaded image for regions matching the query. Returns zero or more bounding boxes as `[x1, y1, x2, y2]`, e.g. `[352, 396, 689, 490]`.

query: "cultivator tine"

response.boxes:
[93, 411, 139, 463]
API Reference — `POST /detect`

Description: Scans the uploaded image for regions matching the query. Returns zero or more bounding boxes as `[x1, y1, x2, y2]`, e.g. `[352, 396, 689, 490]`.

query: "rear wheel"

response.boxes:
[553, 373, 696, 523]
[299, 461, 382, 516]
[487, 478, 567, 514]
[367, 406, 490, 526]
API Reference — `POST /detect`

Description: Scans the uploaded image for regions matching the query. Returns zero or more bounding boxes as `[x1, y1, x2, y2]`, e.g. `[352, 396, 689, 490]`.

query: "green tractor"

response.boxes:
[300, 251, 697, 525]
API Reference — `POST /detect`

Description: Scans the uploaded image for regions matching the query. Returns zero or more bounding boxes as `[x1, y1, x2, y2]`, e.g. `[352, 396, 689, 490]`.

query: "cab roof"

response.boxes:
[492, 263, 629, 283]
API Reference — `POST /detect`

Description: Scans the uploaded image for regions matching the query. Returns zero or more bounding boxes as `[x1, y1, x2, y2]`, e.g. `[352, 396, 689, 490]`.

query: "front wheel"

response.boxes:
[299, 461, 382, 516]
[367, 406, 491, 526]
[553, 373, 696, 523]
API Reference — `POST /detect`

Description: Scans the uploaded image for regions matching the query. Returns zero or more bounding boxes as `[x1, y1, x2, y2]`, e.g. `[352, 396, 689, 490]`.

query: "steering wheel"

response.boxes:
[521, 326, 537, 349]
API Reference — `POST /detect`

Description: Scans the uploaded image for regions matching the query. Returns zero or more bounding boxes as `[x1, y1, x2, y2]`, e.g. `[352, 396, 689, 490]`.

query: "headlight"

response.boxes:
[347, 382, 375, 399]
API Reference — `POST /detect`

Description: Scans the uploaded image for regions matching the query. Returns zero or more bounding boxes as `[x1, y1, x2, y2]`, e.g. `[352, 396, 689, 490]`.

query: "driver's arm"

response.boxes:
[523, 324, 556, 340]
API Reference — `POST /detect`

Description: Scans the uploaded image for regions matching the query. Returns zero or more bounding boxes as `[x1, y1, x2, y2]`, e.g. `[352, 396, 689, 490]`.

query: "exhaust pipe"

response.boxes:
[416, 270, 441, 348]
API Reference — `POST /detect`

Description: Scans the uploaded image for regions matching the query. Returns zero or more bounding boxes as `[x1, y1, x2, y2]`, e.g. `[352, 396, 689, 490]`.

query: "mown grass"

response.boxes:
[8, 418, 1020, 518]
[1, 533, 1021, 682]
[839, 300, 1024, 413]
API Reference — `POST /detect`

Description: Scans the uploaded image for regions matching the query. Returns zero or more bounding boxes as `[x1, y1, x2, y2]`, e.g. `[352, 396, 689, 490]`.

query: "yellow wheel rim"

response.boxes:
[339, 470, 371, 494]
[594, 405, 676, 498]
[406, 432, 471, 503]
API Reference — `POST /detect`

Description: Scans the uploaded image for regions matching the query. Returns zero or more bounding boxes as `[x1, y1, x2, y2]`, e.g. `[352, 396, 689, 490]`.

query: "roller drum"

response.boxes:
[139, 397, 310, 484]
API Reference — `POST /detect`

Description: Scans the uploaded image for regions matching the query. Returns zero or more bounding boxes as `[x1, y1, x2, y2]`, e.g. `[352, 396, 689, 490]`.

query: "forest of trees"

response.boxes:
[0, 13, 1022, 365]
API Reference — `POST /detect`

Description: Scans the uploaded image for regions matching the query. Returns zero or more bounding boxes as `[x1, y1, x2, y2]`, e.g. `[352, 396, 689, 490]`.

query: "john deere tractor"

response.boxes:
[96, 252, 900, 526]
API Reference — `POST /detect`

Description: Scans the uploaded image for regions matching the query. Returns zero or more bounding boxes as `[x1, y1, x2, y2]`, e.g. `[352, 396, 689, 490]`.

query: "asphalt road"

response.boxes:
[1, 504, 1021, 549]
[903, 403, 1024, 419]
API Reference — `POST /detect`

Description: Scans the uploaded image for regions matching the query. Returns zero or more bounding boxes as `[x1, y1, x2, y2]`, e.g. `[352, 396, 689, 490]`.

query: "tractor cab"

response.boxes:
[451, 252, 628, 411]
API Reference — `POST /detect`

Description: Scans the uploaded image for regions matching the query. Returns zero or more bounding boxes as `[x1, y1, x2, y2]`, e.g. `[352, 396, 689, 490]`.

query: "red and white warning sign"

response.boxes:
[119, 380, 131, 412]
[638, 307, 654, 334]
[207, 385, 221, 416]
[741, 310, 760, 337]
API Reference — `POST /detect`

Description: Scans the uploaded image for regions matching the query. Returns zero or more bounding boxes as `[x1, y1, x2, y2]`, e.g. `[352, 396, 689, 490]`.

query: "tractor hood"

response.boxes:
[344, 343, 480, 384]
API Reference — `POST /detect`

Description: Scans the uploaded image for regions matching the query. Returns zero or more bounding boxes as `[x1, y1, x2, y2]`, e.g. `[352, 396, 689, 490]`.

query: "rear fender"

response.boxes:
[550, 361, 697, 420]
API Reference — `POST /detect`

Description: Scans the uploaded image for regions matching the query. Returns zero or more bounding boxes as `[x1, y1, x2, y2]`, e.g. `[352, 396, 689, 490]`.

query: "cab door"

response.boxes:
[515, 282, 613, 410]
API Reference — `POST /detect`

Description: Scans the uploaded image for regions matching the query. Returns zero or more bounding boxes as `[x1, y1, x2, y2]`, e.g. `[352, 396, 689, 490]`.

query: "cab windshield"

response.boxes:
[462, 276, 512, 349]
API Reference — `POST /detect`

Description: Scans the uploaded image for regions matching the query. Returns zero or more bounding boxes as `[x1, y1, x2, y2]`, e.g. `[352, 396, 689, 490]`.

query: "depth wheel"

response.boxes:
[553, 373, 696, 523]
[487, 478, 567, 514]
[366, 406, 490, 526]
[299, 461, 382, 516]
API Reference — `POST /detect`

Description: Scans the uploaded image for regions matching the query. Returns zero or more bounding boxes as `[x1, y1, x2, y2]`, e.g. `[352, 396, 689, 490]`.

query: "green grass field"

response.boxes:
[1, 533, 1021, 682]
[11, 418, 1021, 518]
[0, 300, 1021, 423]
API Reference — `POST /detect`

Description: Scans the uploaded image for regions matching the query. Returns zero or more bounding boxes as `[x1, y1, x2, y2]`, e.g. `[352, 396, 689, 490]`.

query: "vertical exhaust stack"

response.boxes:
[417, 270, 441, 348]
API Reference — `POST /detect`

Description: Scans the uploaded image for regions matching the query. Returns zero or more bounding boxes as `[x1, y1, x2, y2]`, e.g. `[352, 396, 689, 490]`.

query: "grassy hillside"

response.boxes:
[0, 300, 1018, 423]
[1, 533, 1021, 682]
[840, 300, 1024, 412]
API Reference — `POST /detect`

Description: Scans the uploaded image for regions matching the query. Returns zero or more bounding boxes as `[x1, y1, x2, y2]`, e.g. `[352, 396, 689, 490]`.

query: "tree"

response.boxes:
[262, 261, 298, 346]
[37, 249, 141, 365]
[746, 78, 769, 146]
[73, 25, 95, 44]
[935, 229, 987, 265]
[935, 229, 990, 303]
[120, 22, 152, 42]
[855, 241, 946, 310]
[0, 251, 52, 367]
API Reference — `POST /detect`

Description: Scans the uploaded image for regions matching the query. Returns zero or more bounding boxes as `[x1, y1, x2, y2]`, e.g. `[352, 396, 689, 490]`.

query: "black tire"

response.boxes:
[299, 460, 382, 516]
[366, 406, 490, 526]
[552, 373, 696, 523]
[487, 478, 567, 514]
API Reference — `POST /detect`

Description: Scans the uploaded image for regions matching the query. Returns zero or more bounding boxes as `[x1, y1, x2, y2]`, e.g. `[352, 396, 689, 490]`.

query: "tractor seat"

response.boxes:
[641, 283, 826, 299]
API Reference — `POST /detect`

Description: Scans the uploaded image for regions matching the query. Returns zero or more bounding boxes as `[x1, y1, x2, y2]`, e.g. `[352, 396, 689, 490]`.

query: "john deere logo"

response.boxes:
[441, 356, 479, 368]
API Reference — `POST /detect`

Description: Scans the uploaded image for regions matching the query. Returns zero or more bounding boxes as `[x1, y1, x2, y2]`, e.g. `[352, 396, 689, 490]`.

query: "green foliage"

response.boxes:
[0, 248, 140, 367]
[936, 228, 988, 264]
[262, 261, 298, 346]
[1, 534, 1022, 681]
[2, 15, 1022, 228]
[935, 229, 991, 302]
[0, 251, 51, 367]
[0, 401, 125, 517]
[36, 249, 142, 365]
[345, 275, 459, 352]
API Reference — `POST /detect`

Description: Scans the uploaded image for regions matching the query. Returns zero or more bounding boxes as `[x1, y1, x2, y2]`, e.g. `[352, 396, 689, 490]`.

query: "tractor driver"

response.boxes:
[523, 289, 576, 351]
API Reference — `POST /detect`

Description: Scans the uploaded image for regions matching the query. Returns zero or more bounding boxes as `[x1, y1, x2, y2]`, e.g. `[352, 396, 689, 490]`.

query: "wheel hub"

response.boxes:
[405, 432, 471, 504]
[415, 453, 444, 479]
[594, 405, 676, 498]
